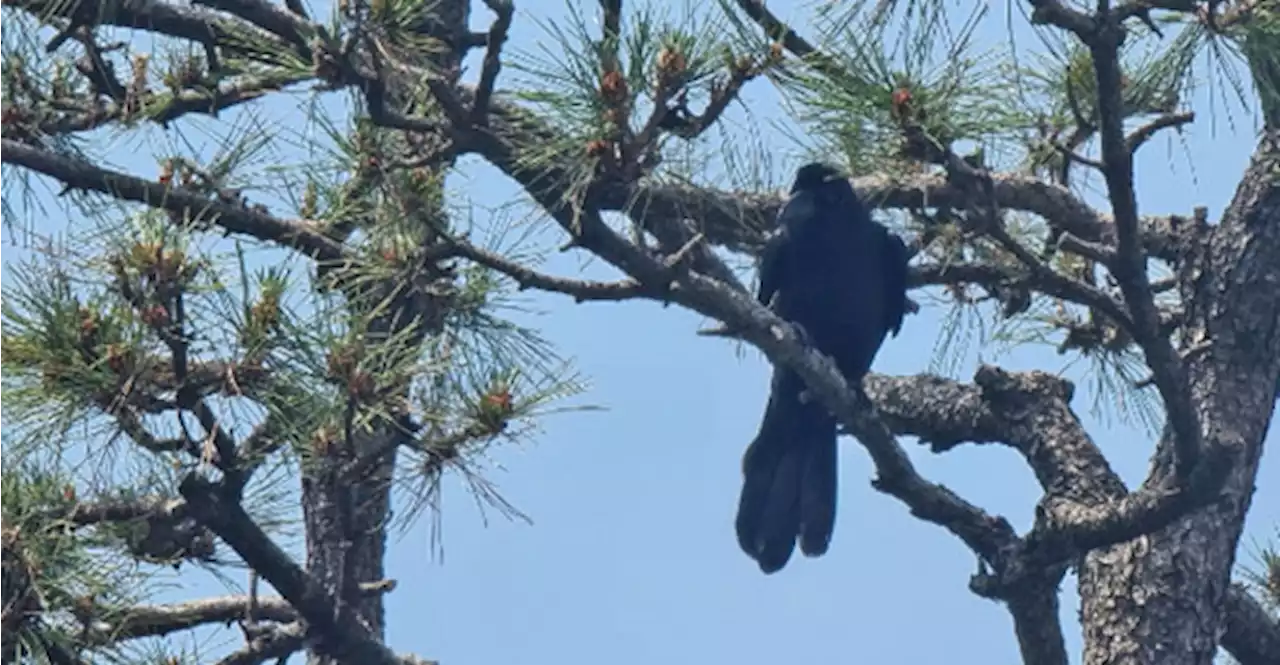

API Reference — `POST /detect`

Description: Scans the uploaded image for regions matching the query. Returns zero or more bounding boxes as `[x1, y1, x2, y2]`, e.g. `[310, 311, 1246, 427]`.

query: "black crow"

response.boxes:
[735, 162, 910, 574]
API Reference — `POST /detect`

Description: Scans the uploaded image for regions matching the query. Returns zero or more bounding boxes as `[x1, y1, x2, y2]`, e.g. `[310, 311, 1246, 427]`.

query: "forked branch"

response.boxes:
[1025, 0, 1203, 480]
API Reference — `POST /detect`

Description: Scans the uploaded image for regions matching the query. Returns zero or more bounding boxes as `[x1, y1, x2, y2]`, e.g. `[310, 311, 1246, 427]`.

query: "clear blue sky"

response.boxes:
[2, 2, 1276, 664]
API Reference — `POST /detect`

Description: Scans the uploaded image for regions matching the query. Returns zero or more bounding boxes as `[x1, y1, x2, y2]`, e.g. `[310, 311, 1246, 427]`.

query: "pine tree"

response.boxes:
[2, 1, 1278, 664]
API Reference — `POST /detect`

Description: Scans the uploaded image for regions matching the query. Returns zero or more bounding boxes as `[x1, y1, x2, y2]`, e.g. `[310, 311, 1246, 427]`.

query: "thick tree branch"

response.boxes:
[620, 171, 1183, 259]
[79, 581, 394, 646]
[1029, 453, 1228, 556]
[178, 475, 425, 665]
[7, 0, 290, 54]
[1025, 0, 1098, 39]
[82, 596, 296, 644]
[853, 368, 1248, 665]
[1005, 573, 1070, 665]
[1221, 583, 1280, 665]
[215, 622, 307, 665]
[863, 368, 1126, 505]
[191, 0, 314, 54]
[48, 496, 188, 528]
[865, 364, 1227, 588]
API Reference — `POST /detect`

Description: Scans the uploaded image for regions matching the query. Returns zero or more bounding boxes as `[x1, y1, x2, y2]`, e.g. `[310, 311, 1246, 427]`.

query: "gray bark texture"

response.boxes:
[1078, 129, 1280, 665]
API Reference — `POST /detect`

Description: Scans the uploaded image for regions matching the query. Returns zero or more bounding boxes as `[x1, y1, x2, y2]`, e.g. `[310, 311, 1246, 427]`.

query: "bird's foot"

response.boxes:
[788, 321, 818, 405]
[788, 320, 814, 346]
[1181, 339, 1213, 360]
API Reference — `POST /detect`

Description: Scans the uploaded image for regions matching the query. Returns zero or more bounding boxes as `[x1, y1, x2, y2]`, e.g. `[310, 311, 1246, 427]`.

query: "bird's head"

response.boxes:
[790, 162, 846, 193]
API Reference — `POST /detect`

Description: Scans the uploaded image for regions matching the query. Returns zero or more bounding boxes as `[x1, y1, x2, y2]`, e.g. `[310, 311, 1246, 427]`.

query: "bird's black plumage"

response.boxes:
[735, 162, 910, 574]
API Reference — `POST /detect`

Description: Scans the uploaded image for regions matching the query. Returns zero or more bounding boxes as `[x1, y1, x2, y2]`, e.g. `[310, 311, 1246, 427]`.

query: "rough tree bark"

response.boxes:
[1078, 129, 1280, 665]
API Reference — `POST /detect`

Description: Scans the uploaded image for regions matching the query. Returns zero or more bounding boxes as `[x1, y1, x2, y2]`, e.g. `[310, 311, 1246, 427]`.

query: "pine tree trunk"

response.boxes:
[301, 2, 473, 662]
[1079, 129, 1280, 665]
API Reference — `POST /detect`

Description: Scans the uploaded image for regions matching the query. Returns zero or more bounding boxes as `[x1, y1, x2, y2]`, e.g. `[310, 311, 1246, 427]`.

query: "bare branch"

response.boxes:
[1151, 276, 1178, 293]
[1115, 1, 1203, 27]
[471, 0, 515, 126]
[1030, 456, 1230, 557]
[868, 361, 1227, 575]
[657, 62, 763, 141]
[1057, 232, 1118, 266]
[912, 257, 1130, 332]
[1127, 111, 1196, 154]
[441, 237, 656, 303]
[1052, 140, 1106, 170]
[985, 224, 1135, 332]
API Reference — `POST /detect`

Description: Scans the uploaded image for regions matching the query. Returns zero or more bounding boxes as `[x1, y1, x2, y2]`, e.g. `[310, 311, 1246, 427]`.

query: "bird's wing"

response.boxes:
[882, 229, 910, 337]
[758, 191, 815, 307]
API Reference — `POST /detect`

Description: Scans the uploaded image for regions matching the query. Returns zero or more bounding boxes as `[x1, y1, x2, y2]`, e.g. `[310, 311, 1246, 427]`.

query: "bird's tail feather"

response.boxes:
[736, 372, 838, 573]
[798, 427, 837, 557]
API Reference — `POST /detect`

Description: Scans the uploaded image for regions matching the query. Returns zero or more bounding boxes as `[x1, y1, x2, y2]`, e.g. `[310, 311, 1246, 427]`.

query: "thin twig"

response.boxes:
[1126, 111, 1196, 154]
[443, 236, 656, 302]
[471, 0, 514, 126]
